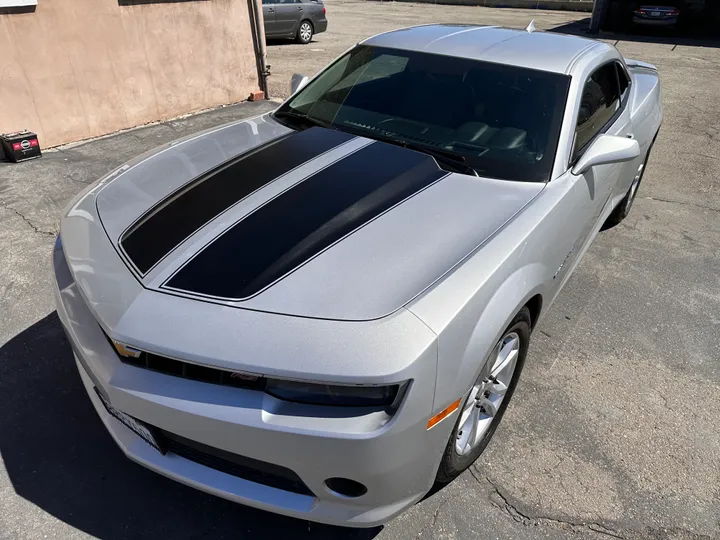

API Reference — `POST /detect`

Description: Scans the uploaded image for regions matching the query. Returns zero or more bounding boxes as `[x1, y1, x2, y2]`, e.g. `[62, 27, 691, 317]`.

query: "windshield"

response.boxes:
[275, 45, 570, 182]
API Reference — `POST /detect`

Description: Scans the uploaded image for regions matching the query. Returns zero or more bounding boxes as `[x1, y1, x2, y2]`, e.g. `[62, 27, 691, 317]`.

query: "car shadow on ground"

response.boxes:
[0, 313, 381, 539]
[266, 38, 319, 47]
[550, 17, 720, 48]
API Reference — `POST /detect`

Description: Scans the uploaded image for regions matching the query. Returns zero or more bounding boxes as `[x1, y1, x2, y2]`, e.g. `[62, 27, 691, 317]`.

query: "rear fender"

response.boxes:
[628, 63, 662, 156]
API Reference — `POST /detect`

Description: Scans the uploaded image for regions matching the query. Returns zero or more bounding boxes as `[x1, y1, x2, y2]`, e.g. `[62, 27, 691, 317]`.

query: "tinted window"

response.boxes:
[574, 63, 621, 160]
[277, 45, 571, 183]
[616, 62, 630, 101]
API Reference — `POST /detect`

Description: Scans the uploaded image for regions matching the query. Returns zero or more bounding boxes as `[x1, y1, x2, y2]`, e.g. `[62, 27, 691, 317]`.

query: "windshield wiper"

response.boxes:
[273, 110, 331, 131]
[401, 142, 476, 174]
[338, 125, 478, 176]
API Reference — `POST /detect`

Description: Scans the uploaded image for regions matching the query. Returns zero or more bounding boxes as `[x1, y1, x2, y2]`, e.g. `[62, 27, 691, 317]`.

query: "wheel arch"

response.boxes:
[525, 293, 543, 329]
[298, 18, 313, 31]
[429, 263, 549, 415]
[295, 18, 314, 43]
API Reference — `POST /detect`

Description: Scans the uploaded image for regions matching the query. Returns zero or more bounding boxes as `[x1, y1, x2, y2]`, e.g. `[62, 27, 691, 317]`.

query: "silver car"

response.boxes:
[53, 25, 662, 528]
[262, 0, 327, 44]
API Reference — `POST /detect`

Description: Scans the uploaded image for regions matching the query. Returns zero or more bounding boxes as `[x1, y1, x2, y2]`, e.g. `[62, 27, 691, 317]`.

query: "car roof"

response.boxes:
[361, 25, 610, 74]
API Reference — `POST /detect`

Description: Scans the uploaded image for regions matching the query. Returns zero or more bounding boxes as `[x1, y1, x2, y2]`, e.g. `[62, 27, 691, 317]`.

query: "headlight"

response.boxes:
[106, 333, 408, 410]
[265, 379, 404, 408]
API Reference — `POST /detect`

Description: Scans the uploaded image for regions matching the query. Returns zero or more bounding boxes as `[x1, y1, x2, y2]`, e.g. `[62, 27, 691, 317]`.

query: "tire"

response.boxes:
[435, 307, 531, 484]
[296, 20, 313, 44]
[602, 132, 657, 230]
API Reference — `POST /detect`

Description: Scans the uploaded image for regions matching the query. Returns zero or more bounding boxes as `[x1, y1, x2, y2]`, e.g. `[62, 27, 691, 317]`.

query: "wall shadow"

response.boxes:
[550, 16, 720, 48]
[0, 313, 381, 539]
[266, 38, 317, 47]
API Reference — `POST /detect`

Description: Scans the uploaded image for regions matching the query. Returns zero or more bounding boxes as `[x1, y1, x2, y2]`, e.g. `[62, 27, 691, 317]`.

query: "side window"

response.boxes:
[616, 62, 630, 102]
[573, 63, 621, 161]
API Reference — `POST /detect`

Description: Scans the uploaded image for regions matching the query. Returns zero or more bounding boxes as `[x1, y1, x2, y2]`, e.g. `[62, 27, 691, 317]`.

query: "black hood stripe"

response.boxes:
[164, 140, 448, 300]
[121, 127, 355, 274]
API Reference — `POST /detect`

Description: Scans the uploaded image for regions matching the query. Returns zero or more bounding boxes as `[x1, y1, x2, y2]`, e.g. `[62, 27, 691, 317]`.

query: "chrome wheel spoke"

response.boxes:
[467, 407, 481, 448]
[492, 337, 519, 376]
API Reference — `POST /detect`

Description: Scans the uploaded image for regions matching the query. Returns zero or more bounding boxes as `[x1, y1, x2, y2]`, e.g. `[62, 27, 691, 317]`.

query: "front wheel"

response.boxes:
[435, 308, 531, 483]
[296, 20, 313, 44]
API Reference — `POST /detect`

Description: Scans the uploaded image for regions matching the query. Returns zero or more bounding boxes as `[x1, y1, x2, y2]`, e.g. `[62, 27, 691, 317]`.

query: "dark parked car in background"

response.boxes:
[262, 0, 327, 44]
[632, 4, 681, 27]
[604, 0, 720, 32]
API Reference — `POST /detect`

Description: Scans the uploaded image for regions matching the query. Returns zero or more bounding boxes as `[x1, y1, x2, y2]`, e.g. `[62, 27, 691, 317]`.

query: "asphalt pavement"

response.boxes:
[1, 2, 719, 539]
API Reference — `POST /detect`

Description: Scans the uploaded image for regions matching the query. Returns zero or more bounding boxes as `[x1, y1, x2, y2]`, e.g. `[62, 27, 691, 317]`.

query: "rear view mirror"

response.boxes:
[290, 74, 310, 95]
[572, 134, 640, 176]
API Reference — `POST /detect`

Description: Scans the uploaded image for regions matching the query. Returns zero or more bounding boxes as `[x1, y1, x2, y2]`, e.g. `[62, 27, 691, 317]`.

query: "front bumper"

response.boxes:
[53, 243, 450, 527]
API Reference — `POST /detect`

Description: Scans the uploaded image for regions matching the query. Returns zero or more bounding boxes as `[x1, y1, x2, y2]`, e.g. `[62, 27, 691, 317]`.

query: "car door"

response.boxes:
[610, 61, 643, 205]
[545, 61, 630, 300]
[572, 61, 630, 233]
[274, 0, 305, 37]
[262, 0, 278, 37]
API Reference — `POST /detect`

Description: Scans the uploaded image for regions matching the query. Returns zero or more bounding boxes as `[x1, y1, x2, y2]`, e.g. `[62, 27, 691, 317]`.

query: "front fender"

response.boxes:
[421, 263, 549, 415]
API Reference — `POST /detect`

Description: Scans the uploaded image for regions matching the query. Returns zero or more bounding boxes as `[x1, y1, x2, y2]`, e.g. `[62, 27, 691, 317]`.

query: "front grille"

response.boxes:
[119, 350, 266, 392]
[95, 380, 313, 497]
[159, 429, 314, 496]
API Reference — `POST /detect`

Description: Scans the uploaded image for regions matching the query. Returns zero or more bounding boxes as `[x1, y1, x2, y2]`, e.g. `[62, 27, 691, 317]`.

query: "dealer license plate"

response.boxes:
[95, 389, 166, 453]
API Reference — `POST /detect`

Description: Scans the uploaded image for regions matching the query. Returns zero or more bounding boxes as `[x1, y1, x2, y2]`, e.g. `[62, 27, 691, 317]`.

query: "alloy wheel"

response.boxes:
[455, 332, 520, 456]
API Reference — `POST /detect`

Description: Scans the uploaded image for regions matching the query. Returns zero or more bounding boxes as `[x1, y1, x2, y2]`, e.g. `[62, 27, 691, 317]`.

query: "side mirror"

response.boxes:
[572, 134, 640, 176]
[290, 73, 310, 95]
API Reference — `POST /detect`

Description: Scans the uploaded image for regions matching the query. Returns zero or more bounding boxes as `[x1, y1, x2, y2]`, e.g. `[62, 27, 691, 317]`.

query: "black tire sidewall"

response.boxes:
[435, 308, 531, 483]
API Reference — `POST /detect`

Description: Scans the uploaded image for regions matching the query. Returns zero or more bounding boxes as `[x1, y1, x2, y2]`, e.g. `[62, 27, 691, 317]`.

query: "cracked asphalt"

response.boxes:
[1, 2, 719, 539]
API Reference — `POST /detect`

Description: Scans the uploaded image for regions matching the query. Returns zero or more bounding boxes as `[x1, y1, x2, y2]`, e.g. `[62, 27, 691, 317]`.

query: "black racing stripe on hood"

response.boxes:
[120, 127, 355, 274]
[164, 141, 447, 300]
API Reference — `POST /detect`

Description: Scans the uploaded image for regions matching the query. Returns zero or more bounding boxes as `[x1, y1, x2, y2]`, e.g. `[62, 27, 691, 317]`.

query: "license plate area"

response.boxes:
[95, 388, 167, 454]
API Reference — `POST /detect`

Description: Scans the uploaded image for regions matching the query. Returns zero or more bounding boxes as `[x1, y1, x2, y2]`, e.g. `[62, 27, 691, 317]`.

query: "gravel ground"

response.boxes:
[1, 3, 719, 539]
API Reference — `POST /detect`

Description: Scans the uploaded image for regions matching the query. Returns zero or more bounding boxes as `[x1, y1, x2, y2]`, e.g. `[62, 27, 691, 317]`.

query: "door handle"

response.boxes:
[626, 133, 634, 139]
[297, 6, 303, 9]
[268, 7, 274, 11]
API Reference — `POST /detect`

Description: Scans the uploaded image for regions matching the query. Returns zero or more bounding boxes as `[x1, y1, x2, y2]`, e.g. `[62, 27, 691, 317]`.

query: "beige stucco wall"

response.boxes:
[0, 0, 260, 147]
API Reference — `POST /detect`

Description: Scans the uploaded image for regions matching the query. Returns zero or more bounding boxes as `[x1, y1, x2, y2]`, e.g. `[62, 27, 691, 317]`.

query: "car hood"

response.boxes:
[75, 115, 543, 321]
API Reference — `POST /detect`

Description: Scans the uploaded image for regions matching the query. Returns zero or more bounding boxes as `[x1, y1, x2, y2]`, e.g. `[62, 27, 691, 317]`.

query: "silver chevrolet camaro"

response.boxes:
[53, 25, 662, 527]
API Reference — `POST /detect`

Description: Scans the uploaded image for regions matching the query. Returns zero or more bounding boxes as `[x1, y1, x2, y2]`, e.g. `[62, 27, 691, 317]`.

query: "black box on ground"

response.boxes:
[0, 131, 42, 162]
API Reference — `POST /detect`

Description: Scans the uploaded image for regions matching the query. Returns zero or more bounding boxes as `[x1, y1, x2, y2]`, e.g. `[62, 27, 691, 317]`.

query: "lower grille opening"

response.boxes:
[94, 387, 312, 497]
[159, 430, 314, 497]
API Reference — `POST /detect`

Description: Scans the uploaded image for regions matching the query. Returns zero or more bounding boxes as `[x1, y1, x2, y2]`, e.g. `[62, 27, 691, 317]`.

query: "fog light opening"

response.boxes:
[324, 477, 368, 498]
